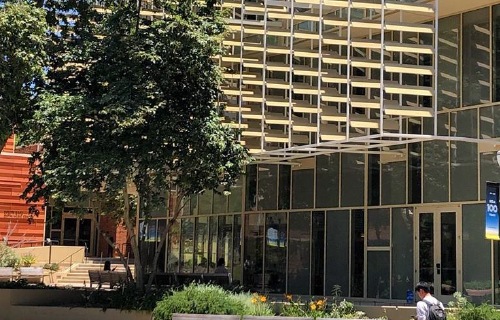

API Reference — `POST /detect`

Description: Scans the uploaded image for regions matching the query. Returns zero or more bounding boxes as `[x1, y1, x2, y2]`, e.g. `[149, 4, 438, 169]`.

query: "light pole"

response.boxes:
[46, 238, 52, 264]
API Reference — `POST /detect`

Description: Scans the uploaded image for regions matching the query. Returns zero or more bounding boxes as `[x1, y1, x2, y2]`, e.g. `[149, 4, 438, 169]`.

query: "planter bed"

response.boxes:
[173, 314, 240, 320]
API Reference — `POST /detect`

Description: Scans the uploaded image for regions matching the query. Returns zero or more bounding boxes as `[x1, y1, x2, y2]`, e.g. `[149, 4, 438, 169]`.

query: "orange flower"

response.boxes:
[260, 295, 267, 302]
[310, 303, 317, 310]
[317, 300, 324, 306]
[251, 298, 257, 304]
[286, 295, 292, 300]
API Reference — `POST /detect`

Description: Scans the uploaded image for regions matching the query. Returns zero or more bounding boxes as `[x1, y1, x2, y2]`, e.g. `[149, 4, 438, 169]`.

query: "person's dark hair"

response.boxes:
[217, 258, 225, 267]
[104, 260, 111, 271]
[415, 282, 431, 293]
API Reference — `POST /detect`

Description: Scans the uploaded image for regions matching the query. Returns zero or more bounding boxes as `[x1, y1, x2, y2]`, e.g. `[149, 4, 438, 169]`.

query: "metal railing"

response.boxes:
[57, 246, 86, 272]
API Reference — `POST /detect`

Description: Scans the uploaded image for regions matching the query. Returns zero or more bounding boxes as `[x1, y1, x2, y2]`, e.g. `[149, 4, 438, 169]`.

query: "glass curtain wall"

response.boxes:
[264, 212, 287, 293]
[288, 212, 311, 295]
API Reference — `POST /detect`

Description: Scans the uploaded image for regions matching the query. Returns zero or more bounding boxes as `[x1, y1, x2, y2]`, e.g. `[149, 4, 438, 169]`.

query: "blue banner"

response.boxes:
[485, 182, 500, 240]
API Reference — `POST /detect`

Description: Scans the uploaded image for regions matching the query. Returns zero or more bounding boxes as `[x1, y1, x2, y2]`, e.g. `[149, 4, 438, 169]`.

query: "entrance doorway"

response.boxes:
[62, 217, 96, 256]
[415, 206, 462, 303]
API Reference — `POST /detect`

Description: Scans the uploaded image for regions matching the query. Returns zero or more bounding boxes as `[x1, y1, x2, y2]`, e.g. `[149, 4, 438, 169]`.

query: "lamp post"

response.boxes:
[46, 238, 52, 264]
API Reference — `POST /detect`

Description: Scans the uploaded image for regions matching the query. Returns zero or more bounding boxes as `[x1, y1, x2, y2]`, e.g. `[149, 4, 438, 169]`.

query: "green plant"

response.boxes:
[20, 253, 36, 267]
[281, 296, 309, 318]
[448, 292, 500, 320]
[0, 243, 19, 267]
[232, 293, 274, 317]
[43, 263, 60, 272]
[153, 283, 247, 320]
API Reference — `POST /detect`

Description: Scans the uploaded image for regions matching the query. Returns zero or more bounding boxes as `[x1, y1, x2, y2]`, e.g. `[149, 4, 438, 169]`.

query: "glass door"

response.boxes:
[62, 218, 77, 246]
[416, 206, 462, 303]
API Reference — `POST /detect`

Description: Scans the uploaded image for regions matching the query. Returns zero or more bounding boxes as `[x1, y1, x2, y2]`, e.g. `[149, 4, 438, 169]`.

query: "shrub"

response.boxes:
[20, 253, 36, 267]
[43, 263, 60, 272]
[448, 292, 500, 320]
[281, 295, 367, 319]
[0, 243, 19, 267]
[232, 292, 274, 317]
[153, 283, 247, 320]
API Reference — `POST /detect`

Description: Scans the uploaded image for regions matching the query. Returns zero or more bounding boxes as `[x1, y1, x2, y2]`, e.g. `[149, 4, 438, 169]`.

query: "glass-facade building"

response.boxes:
[138, 0, 500, 305]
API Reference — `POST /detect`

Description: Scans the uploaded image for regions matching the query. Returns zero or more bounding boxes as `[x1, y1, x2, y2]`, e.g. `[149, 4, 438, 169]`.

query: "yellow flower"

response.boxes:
[317, 299, 326, 306]
[260, 295, 267, 302]
[310, 303, 317, 310]
[251, 298, 257, 304]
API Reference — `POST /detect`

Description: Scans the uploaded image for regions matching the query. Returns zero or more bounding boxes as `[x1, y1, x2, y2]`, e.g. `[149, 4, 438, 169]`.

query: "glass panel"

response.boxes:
[245, 165, 257, 211]
[264, 212, 287, 293]
[199, 190, 213, 215]
[150, 192, 168, 218]
[494, 4, 500, 101]
[140, 220, 156, 272]
[480, 152, 500, 200]
[218, 215, 233, 270]
[392, 208, 414, 300]
[167, 220, 180, 272]
[451, 110, 478, 201]
[208, 216, 218, 272]
[180, 219, 194, 273]
[190, 195, 198, 215]
[312, 211, 325, 295]
[244, 213, 264, 291]
[441, 212, 457, 296]
[423, 115, 449, 203]
[326, 210, 350, 297]
[367, 251, 390, 299]
[368, 154, 380, 206]
[157, 219, 167, 272]
[213, 187, 227, 214]
[438, 15, 460, 110]
[351, 209, 364, 297]
[292, 169, 314, 209]
[367, 209, 390, 247]
[194, 217, 209, 273]
[316, 154, 340, 208]
[341, 154, 365, 207]
[419, 213, 434, 285]
[278, 165, 291, 210]
[408, 119, 422, 204]
[78, 219, 92, 248]
[463, 8, 491, 106]
[63, 218, 77, 246]
[288, 212, 311, 295]
[463, 204, 492, 303]
[258, 165, 278, 211]
[382, 161, 406, 205]
[228, 179, 243, 213]
[233, 215, 243, 284]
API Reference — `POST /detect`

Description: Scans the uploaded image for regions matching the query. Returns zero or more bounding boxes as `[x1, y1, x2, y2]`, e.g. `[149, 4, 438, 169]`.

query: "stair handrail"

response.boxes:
[57, 247, 86, 272]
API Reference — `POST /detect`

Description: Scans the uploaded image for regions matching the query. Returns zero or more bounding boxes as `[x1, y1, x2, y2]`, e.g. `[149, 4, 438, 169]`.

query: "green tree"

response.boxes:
[23, 0, 248, 290]
[0, 1, 47, 151]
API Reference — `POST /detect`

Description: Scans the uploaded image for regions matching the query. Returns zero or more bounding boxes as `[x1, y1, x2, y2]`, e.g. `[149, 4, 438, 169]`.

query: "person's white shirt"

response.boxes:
[416, 295, 445, 320]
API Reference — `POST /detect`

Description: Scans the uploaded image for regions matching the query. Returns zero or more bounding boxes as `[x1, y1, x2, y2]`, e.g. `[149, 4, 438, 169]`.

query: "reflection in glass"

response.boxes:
[316, 155, 339, 208]
[367, 251, 390, 299]
[228, 179, 243, 213]
[213, 187, 227, 214]
[167, 220, 180, 272]
[288, 212, 311, 295]
[463, 204, 492, 303]
[265, 212, 287, 293]
[218, 215, 233, 270]
[233, 215, 243, 283]
[278, 165, 291, 210]
[408, 118, 422, 204]
[180, 219, 194, 273]
[423, 115, 449, 203]
[194, 217, 209, 273]
[246, 165, 257, 211]
[382, 161, 406, 205]
[292, 169, 314, 209]
[419, 213, 434, 285]
[463, 8, 490, 106]
[438, 15, 460, 110]
[326, 210, 350, 297]
[63, 218, 77, 246]
[312, 212, 325, 296]
[392, 208, 414, 300]
[480, 152, 500, 200]
[351, 210, 364, 297]
[367, 209, 390, 247]
[441, 212, 457, 296]
[209, 216, 218, 272]
[157, 219, 167, 272]
[199, 190, 213, 215]
[244, 213, 264, 291]
[368, 154, 380, 206]
[342, 154, 364, 207]
[258, 165, 278, 211]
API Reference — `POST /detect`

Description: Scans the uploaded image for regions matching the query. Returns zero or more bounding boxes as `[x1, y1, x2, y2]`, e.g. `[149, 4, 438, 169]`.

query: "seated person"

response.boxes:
[214, 258, 229, 274]
[103, 260, 116, 272]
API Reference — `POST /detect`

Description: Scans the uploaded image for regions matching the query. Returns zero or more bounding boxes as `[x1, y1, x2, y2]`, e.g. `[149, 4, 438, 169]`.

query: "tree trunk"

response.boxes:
[145, 192, 186, 291]
[123, 187, 144, 290]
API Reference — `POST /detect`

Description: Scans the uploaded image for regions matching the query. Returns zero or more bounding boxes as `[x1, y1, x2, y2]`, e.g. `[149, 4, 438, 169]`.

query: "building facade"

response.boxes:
[138, 0, 500, 306]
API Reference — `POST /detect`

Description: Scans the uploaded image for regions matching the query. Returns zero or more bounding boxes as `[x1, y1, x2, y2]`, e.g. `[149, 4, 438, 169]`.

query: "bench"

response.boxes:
[88, 270, 127, 288]
[0, 267, 13, 282]
[19, 267, 44, 283]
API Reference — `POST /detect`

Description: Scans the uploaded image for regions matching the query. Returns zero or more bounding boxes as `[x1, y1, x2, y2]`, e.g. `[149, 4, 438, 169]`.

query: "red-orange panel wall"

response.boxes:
[0, 153, 45, 247]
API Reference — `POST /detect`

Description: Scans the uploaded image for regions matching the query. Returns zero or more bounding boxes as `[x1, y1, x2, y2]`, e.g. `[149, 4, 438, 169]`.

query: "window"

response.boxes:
[408, 118, 422, 204]
[351, 209, 364, 297]
[368, 154, 380, 206]
[312, 211, 325, 295]
[233, 215, 243, 283]
[194, 217, 209, 273]
[438, 15, 460, 110]
[463, 8, 490, 106]
[228, 179, 243, 213]
[392, 207, 414, 300]
[217, 215, 233, 270]
[316, 154, 340, 208]
[292, 169, 314, 209]
[199, 190, 213, 215]
[167, 220, 180, 272]
[288, 212, 311, 295]
[326, 210, 350, 297]
[367, 209, 390, 247]
[258, 165, 278, 211]
[209, 216, 218, 272]
[367, 251, 390, 299]
[480, 152, 500, 200]
[341, 154, 365, 207]
[382, 161, 406, 205]
[278, 165, 291, 210]
[494, 5, 500, 102]
[180, 219, 194, 273]
[265, 212, 287, 293]
[244, 213, 264, 291]
[245, 165, 257, 211]
[213, 187, 227, 214]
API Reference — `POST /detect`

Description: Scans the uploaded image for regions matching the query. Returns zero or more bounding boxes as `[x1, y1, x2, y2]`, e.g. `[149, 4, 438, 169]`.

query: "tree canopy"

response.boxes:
[22, 0, 249, 289]
[0, 1, 47, 151]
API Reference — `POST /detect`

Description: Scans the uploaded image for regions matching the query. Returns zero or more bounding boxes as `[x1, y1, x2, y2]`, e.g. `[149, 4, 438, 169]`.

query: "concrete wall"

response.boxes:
[13, 246, 85, 264]
[358, 305, 416, 320]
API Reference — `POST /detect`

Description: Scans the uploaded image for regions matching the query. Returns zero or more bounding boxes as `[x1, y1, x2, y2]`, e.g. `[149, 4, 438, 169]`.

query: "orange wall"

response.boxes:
[3, 136, 15, 153]
[0, 152, 45, 247]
